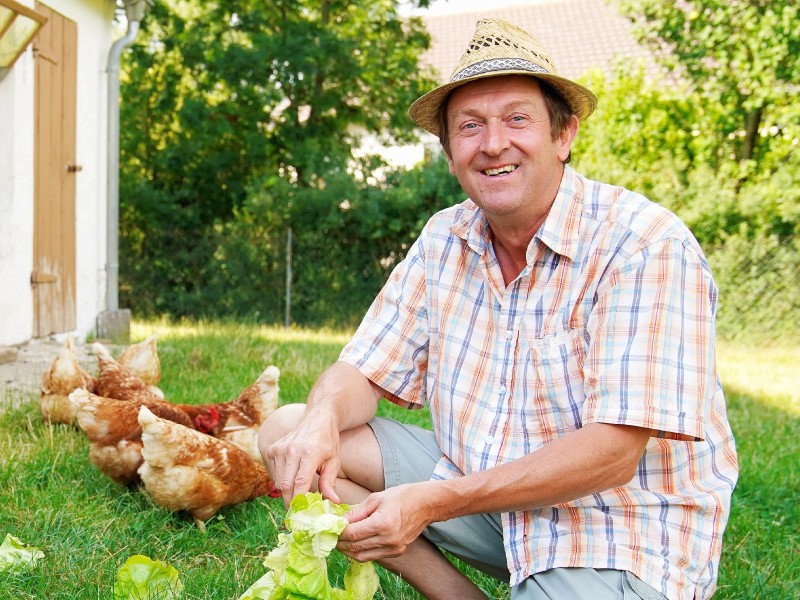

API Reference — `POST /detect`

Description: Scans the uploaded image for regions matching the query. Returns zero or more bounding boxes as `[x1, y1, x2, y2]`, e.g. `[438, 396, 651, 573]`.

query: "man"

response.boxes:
[259, 18, 738, 600]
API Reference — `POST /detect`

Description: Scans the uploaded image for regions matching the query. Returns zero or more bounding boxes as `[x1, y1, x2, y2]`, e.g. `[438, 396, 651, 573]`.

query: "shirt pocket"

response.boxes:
[519, 328, 587, 439]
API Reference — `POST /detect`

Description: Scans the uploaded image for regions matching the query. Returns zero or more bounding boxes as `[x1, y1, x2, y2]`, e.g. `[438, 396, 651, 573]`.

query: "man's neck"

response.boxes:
[490, 213, 546, 286]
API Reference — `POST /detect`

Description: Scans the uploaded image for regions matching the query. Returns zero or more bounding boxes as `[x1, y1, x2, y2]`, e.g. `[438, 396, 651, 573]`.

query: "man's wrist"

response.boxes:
[416, 478, 473, 524]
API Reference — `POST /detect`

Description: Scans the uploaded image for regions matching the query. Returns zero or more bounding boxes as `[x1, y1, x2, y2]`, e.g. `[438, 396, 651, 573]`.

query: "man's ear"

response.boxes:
[557, 115, 580, 163]
[445, 148, 456, 174]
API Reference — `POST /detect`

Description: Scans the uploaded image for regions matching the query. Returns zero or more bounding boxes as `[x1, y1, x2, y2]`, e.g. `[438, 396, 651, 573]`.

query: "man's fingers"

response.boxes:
[266, 424, 346, 507]
[338, 532, 407, 562]
[317, 461, 341, 504]
[340, 498, 386, 542]
[281, 454, 319, 505]
[274, 453, 340, 507]
[273, 449, 308, 506]
[342, 499, 374, 526]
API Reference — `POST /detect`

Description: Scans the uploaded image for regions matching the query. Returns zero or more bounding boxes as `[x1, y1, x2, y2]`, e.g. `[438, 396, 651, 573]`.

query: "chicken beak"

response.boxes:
[220, 425, 251, 433]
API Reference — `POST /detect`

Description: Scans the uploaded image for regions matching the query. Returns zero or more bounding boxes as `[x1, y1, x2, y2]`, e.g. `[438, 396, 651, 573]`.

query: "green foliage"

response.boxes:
[286, 154, 463, 326]
[119, 0, 438, 323]
[212, 153, 463, 327]
[708, 231, 800, 343]
[573, 65, 709, 203]
[617, 0, 800, 164]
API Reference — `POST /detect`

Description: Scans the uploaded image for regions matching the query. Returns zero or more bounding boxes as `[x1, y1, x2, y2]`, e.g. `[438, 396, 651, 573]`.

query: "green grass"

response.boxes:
[713, 341, 800, 599]
[0, 321, 797, 598]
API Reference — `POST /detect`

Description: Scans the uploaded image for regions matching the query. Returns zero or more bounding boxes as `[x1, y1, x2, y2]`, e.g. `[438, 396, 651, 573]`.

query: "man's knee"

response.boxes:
[339, 422, 385, 492]
[257, 403, 305, 462]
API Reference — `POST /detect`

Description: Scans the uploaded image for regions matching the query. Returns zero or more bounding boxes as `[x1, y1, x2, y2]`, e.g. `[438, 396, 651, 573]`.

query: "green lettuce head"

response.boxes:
[239, 492, 379, 600]
[113, 554, 184, 599]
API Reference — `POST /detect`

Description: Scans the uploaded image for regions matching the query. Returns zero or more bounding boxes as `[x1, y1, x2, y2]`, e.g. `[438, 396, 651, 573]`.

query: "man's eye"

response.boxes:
[458, 122, 480, 134]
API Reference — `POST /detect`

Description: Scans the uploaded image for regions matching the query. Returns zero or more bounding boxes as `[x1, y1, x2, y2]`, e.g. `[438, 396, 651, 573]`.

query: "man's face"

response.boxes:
[445, 75, 574, 224]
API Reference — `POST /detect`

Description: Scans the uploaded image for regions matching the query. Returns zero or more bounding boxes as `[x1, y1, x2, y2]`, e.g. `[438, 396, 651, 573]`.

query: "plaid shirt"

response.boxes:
[340, 165, 738, 600]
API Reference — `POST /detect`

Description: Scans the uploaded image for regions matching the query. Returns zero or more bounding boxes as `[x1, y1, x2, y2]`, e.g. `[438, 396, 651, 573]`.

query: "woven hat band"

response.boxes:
[453, 58, 550, 82]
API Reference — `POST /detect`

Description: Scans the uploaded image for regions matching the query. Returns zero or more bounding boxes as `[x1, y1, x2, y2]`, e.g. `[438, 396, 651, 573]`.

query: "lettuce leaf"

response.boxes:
[339, 559, 380, 600]
[237, 570, 281, 600]
[239, 492, 379, 600]
[113, 554, 184, 599]
[0, 533, 44, 573]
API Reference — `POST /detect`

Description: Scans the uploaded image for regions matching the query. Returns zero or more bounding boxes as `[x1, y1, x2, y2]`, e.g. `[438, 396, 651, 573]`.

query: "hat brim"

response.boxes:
[408, 70, 598, 137]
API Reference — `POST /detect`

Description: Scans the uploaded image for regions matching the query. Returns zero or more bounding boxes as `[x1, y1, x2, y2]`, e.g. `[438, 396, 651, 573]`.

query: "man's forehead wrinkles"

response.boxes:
[449, 98, 542, 123]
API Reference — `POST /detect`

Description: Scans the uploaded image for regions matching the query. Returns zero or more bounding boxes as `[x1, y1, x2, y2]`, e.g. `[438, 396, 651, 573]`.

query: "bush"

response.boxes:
[709, 231, 800, 343]
[122, 154, 464, 327]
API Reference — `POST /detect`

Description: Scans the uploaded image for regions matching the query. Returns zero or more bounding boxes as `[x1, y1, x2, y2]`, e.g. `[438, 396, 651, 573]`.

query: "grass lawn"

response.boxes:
[713, 342, 799, 598]
[0, 320, 797, 598]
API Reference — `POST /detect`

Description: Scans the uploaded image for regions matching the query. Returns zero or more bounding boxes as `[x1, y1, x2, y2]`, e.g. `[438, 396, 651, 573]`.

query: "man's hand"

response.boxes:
[337, 483, 435, 562]
[266, 406, 343, 506]
[262, 361, 384, 507]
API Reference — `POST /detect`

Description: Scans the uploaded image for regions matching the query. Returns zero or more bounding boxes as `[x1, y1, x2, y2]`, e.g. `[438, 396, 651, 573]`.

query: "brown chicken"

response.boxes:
[92, 342, 280, 461]
[92, 342, 163, 403]
[175, 365, 281, 462]
[74, 344, 280, 482]
[137, 406, 278, 523]
[40, 337, 97, 424]
[118, 335, 164, 398]
[69, 388, 195, 486]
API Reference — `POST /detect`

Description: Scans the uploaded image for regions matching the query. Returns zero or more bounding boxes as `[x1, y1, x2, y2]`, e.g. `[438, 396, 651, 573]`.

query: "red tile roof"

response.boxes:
[420, 0, 659, 82]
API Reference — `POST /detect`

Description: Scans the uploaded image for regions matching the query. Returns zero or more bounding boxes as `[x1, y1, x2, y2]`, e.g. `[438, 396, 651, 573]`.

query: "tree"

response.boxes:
[618, 0, 799, 168]
[119, 0, 437, 319]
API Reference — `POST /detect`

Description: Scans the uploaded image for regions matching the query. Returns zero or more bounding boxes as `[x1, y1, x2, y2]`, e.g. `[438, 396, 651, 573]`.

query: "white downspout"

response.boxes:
[105, 0, 150, 312]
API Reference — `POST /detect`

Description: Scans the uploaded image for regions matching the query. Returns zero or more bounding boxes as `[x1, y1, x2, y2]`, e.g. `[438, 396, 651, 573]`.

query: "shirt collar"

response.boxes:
[533, 164, 584, 262]
[449, 200, 491, 256]
[449, 165, 585, 263]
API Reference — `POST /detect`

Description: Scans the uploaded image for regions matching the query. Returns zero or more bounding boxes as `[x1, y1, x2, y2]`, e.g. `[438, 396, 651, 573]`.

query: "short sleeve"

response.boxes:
[339, 236, 430, 408]
[583, 237, 718, 441]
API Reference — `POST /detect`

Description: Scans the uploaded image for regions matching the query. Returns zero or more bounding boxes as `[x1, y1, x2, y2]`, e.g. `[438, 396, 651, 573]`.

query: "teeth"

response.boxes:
[484, 165, 517, 176]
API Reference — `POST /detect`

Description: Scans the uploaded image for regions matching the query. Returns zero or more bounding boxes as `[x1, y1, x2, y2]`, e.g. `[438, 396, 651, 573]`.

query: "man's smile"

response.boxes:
[482, 164, 519, 176]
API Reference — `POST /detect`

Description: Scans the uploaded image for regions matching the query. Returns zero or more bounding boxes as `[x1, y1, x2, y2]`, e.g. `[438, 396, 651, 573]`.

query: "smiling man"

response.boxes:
[443, 75, 578, 284]
[259, 19, 738, 600]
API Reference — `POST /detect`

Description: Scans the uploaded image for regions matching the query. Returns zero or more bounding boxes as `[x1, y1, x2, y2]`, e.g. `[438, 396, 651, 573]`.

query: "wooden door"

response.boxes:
[32, 2, 77, 337]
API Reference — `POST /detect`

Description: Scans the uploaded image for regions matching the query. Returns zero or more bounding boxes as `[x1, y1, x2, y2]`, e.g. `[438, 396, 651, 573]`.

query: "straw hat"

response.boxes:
[408, 18, 598, 136]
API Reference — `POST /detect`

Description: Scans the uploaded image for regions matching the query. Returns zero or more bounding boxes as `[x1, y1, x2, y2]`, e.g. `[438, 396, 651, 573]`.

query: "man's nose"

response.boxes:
[480, 118, 510, 155]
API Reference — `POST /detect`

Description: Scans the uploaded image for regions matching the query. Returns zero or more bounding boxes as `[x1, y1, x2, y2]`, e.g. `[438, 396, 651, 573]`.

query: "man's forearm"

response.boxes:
[304, 361, 383, 432]
[426, 422, 651, 522]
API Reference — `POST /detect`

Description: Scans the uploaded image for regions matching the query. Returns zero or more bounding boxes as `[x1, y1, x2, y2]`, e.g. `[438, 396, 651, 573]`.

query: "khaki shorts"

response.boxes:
[368, 416, 510, 581]
[367, 417, 668, 600]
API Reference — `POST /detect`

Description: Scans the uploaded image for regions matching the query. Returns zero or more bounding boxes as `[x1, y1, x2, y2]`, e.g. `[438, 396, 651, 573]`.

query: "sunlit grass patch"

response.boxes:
[717, 340, 800, 415]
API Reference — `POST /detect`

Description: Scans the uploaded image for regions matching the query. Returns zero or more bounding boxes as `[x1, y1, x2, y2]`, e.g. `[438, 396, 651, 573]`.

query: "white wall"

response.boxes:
[0, 0, 114, 346]
[70, 0, 115, 342]
[0, 26, 37, 346]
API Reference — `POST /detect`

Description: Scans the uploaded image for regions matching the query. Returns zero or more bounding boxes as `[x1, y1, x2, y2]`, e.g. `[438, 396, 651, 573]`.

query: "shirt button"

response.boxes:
[498, 385, 507, 395]
[505, 329, 514, 340]
[484, 435, 495, 445]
